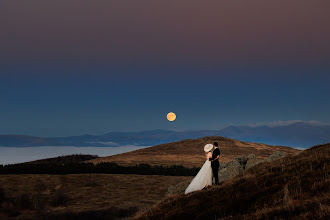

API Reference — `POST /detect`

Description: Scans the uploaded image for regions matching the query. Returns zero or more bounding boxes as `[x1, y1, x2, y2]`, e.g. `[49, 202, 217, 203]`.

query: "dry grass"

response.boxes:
[134, 143, 330, 220]
[0, 174, 191, 219]
[86, 136, 300, 168]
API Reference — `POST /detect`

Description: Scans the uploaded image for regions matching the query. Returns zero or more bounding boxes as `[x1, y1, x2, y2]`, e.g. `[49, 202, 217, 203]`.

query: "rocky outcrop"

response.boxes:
[245, 154, 258, 170]
[166, 180, 191, 195]
[233, 155, 247, 167]
[167, 151, 286, 195]
[218, 152, 286, 183]
[219, 162, 227, 170]
[268, 151, 285, 162]
[218, 160, 243, 183]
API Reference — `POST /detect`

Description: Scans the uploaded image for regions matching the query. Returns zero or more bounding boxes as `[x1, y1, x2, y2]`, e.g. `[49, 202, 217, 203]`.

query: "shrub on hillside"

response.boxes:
[15, 193, 33, 210]
[32, 190, 48, 217]
[0, 187, 5, 205]
[50, 189, 69, 207]
[85, 179, 98, 187]
[33, 179, 47, 192]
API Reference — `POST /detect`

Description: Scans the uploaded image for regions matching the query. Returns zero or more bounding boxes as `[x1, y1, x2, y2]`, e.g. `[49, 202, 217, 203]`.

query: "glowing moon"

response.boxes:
[167, 112, 176, 121]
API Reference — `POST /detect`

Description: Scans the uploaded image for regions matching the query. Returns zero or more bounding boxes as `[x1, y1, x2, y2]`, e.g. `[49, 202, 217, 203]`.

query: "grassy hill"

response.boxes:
[86, 136, 300, 168]
[134, 143, 330, 220]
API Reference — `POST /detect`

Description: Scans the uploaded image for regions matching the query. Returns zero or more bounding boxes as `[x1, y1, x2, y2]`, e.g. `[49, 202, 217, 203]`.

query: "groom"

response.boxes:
[209, 142, 220, 185]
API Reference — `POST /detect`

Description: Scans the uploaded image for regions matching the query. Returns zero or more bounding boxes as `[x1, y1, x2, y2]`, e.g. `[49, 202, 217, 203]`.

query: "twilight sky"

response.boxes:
[1, 0, 330, 137]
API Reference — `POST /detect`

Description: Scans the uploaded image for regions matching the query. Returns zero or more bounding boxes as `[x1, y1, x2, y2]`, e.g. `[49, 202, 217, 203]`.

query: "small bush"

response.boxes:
[50, 189, 69, 207]
[6, 207, 22, 217]
[0, 187, 5, 205]
[33, 179, 47, 192]
[16, 193, 33, 210]
[85, 179, 98, 187]
[32, 190, 48, 214]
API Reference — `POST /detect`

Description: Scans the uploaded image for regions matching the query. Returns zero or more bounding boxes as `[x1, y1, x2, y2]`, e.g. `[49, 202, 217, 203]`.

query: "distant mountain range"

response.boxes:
[0, 122, 329, 148]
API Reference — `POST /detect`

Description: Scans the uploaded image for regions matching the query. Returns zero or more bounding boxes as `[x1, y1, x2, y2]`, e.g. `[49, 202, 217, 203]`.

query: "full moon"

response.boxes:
[167, 112, 176, 121]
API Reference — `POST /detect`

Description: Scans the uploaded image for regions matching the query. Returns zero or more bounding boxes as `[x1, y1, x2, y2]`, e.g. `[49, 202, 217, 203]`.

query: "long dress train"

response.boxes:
[185, 159, 212, 194]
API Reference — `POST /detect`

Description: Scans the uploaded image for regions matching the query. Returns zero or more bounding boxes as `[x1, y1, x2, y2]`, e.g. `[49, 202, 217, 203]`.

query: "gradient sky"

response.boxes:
[1, 0, 330, 137]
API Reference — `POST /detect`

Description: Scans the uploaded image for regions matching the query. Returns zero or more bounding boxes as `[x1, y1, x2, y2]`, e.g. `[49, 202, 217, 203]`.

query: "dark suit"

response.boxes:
[209, 147, 220, 185]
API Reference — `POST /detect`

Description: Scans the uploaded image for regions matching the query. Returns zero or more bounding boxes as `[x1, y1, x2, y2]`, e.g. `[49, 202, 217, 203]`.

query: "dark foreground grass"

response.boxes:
[0, 174, 191, 219]
[135, 143, 330, 220]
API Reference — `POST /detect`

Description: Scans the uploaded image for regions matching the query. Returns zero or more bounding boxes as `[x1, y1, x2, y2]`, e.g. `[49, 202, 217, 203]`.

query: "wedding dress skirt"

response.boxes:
[185, 160, 212, 194]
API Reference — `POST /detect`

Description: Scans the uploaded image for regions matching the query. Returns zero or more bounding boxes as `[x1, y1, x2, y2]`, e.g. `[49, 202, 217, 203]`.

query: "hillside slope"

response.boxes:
[135, 143, 330, 220]
[86, 136, 300, 168]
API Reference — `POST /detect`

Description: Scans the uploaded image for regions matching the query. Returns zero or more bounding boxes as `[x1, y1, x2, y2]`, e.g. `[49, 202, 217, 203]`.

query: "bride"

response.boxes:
[185, 144, 213, 194]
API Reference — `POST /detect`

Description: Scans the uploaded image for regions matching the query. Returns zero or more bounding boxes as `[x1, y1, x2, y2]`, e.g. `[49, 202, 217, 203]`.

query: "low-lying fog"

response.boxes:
[0, 145, 150, 165]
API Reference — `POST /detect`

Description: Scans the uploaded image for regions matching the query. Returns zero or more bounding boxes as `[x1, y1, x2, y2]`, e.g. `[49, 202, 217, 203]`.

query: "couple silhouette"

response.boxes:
[185, 142, 220, 194]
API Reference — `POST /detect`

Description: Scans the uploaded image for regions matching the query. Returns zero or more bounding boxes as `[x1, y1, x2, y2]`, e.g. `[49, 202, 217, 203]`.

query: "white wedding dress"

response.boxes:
[185, 153, 213, 194]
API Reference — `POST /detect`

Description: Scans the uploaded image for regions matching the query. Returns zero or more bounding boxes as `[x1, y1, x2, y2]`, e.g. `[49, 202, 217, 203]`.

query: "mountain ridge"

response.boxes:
[0, 122, 329, 148]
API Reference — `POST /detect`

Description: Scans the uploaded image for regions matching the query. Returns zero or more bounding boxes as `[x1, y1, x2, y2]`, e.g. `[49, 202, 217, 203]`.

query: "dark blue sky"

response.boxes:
[1, 1, 330, 136]
[1, 65, 329, 136]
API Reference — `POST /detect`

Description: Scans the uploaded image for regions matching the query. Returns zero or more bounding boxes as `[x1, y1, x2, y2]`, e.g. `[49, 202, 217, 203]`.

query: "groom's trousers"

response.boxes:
[211, 162, 219, 185]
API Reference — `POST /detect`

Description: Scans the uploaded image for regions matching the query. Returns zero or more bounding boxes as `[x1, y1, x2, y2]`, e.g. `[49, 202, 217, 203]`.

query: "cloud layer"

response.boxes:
[247, 120, 330, 128]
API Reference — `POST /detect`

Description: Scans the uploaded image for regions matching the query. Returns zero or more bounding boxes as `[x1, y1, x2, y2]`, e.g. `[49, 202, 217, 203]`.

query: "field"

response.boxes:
[0, 174, 191, 219]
